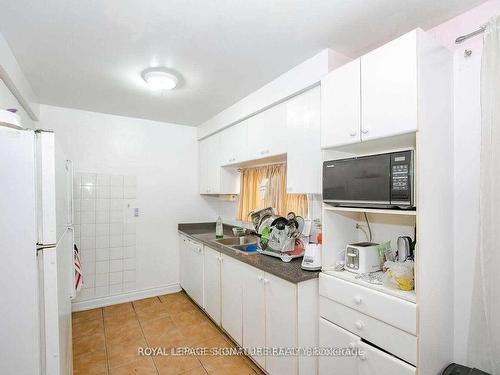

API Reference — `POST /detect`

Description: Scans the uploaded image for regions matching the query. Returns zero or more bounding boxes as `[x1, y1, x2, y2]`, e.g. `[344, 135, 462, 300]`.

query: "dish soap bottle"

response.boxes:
[215, 216, 223, 239]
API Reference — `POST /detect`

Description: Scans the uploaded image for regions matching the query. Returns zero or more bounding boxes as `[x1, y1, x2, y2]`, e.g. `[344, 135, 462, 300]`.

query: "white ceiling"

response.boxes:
[0, 0, 485, 126]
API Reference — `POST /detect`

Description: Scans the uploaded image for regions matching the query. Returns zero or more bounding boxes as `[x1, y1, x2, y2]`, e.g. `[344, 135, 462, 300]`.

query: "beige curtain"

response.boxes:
[237, 164, 308, 222]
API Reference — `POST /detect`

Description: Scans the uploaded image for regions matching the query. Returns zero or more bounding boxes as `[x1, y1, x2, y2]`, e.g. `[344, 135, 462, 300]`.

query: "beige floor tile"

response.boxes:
[104, 311, 139, 329]
[106, 320, 144, 347]
[136, 302, 171, 322]
[109, 356, 157, 375]
[179, 367, 208, 375]
[73, 331, 106, 357]
[159, 292, 188, 304]
[133, 297, 161, 311]
[177, 320, 221, 347]
[103, 302, 135, 318]
[73, 350, 108, 375]
[154, 355, 202, 375]
[174, 309, 208, 328]
[141, 316, 177, 338]
[202, 355, 256, 375]
[107, 336, 147, 369]
[105, 315, 142, 335]
[72, 308, 103, 325]
[145, 327, 187, 350]
[73, 318, 105, 339]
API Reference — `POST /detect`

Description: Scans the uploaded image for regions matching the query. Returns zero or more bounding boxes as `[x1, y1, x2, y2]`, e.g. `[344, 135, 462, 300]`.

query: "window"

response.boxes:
[236, 164, 308, 222]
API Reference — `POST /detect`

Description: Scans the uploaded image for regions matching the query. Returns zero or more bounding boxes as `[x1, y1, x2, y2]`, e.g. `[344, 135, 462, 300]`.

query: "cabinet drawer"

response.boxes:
[319, 273, 416, 334]
[320, 297, 417, 366]
[359, 341, 416, 375]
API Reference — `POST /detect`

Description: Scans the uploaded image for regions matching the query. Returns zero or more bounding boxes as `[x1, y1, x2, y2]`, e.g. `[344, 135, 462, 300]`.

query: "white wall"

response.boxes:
[39, 105, 217, 304]
[429, 0, 500, 366]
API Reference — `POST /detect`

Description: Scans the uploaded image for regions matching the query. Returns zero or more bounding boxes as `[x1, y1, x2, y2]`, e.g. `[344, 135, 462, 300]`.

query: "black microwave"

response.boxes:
[323, 150, 415, 209]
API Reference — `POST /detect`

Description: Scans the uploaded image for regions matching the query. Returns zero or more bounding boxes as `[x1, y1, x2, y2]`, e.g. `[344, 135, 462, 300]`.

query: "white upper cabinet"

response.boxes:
[199, 132, 239, 195]
[321, 58, 361, 148]
[220, 120, 248, 166]
[361, 30, 418, 141]
[199, 134, 220, 194]
[286, 86, 322, 194]
[247, 102, 287, 160]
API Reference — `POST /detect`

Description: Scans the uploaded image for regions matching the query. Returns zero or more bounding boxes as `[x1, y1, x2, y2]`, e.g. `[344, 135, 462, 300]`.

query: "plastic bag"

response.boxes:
[384, 260, 414, 291]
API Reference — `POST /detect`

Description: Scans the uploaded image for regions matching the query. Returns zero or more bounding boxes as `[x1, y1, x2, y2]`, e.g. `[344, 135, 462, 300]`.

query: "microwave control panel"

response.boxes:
[390, 151, 413, 205]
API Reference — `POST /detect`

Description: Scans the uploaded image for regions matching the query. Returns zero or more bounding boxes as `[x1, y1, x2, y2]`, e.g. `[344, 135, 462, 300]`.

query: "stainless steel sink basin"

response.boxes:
[231, 243, 258, 253]
[213, 236, 258, 246]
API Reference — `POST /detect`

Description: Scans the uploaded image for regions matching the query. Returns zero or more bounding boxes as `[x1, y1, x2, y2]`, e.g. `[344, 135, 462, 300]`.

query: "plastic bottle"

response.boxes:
[216, 216, 223, 239]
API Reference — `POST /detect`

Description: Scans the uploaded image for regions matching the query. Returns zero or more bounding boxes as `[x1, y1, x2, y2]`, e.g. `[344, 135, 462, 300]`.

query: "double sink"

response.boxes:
[212, 235, 259, 254]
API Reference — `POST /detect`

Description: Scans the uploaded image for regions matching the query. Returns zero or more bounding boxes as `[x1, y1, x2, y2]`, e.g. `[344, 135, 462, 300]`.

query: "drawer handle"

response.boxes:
[355, 320, 364, 330]
[361, 128, 369, 135]
[354, 296, 362, 305]
[257, 275, 263, 281]
[349, 130, 357, 137]
[263, 278, 269, 284]
[359, 352, 367, 361]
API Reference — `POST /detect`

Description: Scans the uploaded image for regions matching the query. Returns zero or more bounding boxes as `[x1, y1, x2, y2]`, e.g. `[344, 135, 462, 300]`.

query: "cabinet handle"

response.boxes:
[260, 149, 270, 155]
[355, 320, 364, 330]
[361, 128, 369, 134]
[349, 130, 357, 137]
[354, 296, 362, 305]
[263, 278, 269, 284]
[229, 158, 236, 162]
[287, 187, 293, 192]
[257, 275, 263, 281]
[359, 352, 367, 361]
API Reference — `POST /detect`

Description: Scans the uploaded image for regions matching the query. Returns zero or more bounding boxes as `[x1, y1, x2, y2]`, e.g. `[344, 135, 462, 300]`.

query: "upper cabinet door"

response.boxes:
[286, 87, 322, 194]
[199, 134, 221, 194]
[361, 30, 418, 141]
[220, 120, 248, 166]
[247, 103, 287, 160]
[321, 58, 361, 148]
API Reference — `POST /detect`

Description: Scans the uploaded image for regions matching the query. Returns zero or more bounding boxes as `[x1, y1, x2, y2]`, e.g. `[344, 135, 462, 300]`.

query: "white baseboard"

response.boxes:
[71, 283, 182, 312]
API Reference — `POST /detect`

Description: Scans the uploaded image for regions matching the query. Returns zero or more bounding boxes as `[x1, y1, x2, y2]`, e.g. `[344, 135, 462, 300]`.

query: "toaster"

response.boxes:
[345, 242, 381, 274]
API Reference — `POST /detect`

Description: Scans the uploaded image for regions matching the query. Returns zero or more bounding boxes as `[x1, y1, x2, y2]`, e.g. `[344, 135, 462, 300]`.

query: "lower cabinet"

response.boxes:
[242, 266, 266, 369]
[203, 247, 221, 324]
[319, 318, 416, 375]
[264, 273, 298, 375]
[180, 236, 318, 375]
[179, 235, 204, 307]
[220, 254, 244, 344]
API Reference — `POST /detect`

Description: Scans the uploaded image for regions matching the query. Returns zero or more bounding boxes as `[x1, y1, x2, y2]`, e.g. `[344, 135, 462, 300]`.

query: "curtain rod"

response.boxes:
[455, 25, 486, 44]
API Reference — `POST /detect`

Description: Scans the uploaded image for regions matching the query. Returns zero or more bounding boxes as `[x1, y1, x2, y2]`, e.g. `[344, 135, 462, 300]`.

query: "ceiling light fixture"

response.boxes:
[142, 69, 178, 90]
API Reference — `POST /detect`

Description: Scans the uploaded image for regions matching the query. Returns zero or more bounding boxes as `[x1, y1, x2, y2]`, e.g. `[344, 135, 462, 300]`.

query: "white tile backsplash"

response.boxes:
[74, 172, 137, 303]
[110, 175, 124, 186]
[81, 199, 96, 212]
[95, 248, 109, 261]
[109, 271, 122, 285]
[97, 186, 111, 199]
[95, 211, 110, 224]
[95, 273, 109, 287]
[81, 211, 95, 224]
[96, 199, 110, 211]
[97, 174, 110, 186]
[109, 247, 123, 260]
[96, 260, 109, 274]
[124, 186, 136, 199]
[110, 210, 123, 223]
[95, 236, 110, 249]
[96, 223, 109, 236]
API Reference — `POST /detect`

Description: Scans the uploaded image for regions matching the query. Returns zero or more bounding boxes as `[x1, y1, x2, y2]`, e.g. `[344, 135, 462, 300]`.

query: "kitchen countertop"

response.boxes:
[178, 222, 320, 284]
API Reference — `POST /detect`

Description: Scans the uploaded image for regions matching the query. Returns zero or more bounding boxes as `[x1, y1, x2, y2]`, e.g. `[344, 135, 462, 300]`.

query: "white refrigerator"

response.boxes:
[0, 125, 75, 375]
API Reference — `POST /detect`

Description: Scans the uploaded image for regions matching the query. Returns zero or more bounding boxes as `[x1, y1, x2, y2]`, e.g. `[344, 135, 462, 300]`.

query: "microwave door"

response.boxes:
[323, 154, 391, 206]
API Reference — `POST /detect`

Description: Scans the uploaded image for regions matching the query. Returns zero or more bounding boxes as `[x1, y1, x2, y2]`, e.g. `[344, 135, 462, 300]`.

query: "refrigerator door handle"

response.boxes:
[65, 160, 74, 227]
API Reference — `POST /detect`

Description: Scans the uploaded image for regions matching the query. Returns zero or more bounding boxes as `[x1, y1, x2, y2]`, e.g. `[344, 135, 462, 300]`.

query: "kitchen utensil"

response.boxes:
[396, 236, 413, 262]
[301, 243, 322, 271]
